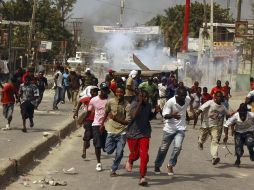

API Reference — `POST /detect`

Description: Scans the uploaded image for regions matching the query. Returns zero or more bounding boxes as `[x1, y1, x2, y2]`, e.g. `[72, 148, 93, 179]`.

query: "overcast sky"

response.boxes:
[71, 0, 253, 39]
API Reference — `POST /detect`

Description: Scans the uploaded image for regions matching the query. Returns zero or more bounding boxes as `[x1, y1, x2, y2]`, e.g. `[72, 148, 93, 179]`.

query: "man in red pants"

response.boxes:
[125, 90, 160, 186]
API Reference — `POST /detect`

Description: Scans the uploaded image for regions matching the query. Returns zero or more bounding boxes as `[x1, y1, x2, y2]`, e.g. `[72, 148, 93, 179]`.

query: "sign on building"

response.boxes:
[39, 41, 52, 52]
[235, 21, 248, 38]
[188, 38, 199, 51]
[93, 26, 160, 34]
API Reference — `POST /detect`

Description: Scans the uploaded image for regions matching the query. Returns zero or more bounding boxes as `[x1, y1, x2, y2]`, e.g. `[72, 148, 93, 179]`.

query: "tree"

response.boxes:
[0, 0, 76, 62]
[146, 2, 234, 54]
[54, 0, 77, 27]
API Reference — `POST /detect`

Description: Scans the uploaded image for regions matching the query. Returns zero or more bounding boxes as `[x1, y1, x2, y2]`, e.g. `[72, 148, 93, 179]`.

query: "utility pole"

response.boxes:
[226, 0, 230, 9]
[210, 0, 214, 56]
[28, 0, 37, 65]
[208, 0, 214, 88]
[119, 0, 125, 27]
[70, 18, 82, 55]
[236, 0, 242, 21]
[181, 0, 190, 52]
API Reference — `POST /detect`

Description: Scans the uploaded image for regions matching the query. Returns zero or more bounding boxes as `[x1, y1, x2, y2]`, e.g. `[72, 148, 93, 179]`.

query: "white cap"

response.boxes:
[70, 67, 76, 72]
[121, 77, 126, 82]
[79, 86, 98, 98]
[85, 68, 91, 72]
[129, 70, 138, 78]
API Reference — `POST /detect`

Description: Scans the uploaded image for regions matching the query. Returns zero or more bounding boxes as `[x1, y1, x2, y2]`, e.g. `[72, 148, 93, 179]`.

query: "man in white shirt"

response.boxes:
[157, 77, 167, 113]
[53, 66, 64, 110]
[245, 90, 254, 112]
[224, 103, 254, 166]
[154, 87, 192, 176]
[196, 91, 230, 165]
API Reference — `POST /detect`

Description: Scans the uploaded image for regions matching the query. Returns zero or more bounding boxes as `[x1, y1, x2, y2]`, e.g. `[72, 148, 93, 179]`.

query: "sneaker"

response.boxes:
[212, 157, 220, 165]
[198, 142, 203, 150]
[96, 163, 102, 172]
[154, 166, 161, 175]
[139, 177, 148, 186]
[6, 124, 10, 130]
[22, 128, 27, 133]
[30, 122, 34, 128]
[234, 158, 241, 167]
[125, 161, 132, 172]
[249, 152, 254, 161]
[81, 152, 86, 159]
[53, 106, 58, 110]
[167, 165, 174, 176]
[110, 170, 119, 177]
[2, 124, 10, 131]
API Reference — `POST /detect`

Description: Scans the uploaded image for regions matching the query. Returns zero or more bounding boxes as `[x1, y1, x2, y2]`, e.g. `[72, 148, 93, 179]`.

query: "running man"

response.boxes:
[125, 90, 160, 186]
[1, 77, 18, 130]
[73, 86, 99, 159]
[224, 103, 254, 166]
[19, 76, 39, 132]
[195, 91, 230, 165]
[154, 87, 192, 175]
[102, 87, 131, 177]
[88, 82, 109, 171]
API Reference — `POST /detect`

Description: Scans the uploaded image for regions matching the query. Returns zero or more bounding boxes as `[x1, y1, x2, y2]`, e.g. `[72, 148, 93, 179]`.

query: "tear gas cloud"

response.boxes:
[102, 33, 178, 71]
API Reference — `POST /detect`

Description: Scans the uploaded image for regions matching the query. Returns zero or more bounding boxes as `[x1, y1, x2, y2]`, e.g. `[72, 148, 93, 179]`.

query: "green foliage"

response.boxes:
[0, 0, 76, 61]
[146, 2, 234, 54]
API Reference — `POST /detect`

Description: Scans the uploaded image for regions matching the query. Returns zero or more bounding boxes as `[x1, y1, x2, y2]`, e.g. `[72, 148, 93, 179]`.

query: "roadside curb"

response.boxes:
[0, 112, 85, 186]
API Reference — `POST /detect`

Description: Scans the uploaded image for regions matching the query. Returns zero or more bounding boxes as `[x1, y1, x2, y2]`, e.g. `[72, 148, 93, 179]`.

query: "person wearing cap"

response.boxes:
[87, 82, 109, 171]
[101, 86, 131, 177]
[139, 77, 158, 109]
[83, 68, 98, 89]
[73, 86, 99, 159]
[105, 69, 115, 86]
[125, 70, 138, 103]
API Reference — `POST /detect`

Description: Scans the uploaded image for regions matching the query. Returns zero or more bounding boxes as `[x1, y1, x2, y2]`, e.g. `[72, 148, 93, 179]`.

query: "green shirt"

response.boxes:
[104, 97, 131, 134]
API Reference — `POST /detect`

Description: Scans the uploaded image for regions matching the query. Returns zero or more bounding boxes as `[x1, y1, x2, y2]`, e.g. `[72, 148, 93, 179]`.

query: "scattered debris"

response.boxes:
[63, 167, 78, 175]
[47, 170, 59, 175]
[40, 184, 46, 188]
[43, 132, 52, 137]
[42, 177, 67, 186]
[23, 181, 30, 187]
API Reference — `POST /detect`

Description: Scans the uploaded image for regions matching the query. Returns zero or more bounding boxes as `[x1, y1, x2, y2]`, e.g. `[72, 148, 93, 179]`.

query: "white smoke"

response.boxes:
[102, 33, 178, 71]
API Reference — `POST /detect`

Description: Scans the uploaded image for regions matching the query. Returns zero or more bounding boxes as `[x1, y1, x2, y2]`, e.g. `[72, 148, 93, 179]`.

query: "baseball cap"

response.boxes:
[108, 69, 115, 73]
[100, 82, 109, 89]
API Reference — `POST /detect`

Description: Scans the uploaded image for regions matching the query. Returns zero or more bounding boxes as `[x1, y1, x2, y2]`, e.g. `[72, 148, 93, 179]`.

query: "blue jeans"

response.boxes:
[154, 130, 185, 167]
[53, 87, 64, 108]
[105, 134, 126, 172]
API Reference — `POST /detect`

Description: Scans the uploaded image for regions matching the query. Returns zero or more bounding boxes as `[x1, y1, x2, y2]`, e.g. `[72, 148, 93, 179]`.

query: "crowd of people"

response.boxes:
[1, 65, 254, 186]
[70, 68, 253, 185]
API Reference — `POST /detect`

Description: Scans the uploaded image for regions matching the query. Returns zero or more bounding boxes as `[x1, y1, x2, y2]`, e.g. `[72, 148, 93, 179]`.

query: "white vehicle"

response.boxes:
[67, 51, 91, 66]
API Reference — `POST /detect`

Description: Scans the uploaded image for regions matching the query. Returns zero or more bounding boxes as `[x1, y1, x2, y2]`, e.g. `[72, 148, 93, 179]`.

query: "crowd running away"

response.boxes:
[1, 65, 254, 186]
